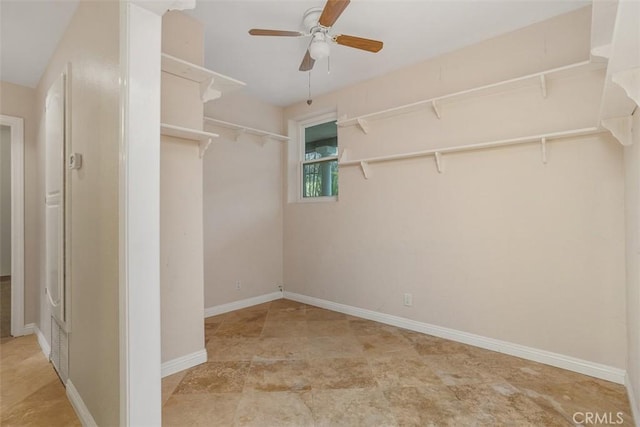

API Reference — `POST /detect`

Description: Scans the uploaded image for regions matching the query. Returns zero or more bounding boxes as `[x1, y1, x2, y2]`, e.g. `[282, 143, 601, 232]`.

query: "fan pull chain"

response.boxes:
[328, 55, 331, 74]
[307, 71, 313, 105]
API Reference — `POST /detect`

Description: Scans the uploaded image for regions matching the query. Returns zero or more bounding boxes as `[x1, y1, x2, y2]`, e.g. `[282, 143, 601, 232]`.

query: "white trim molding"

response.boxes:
[161, 349, 207, 378]
[119, 3, 166, 426]
[204, 291, 283, 318]
[283, 291, 627, 385]
[21, 322, 36, 335]
[626, 374, 640, 427]
[1, 115, 25, 337]
[67, 380, 98, 427]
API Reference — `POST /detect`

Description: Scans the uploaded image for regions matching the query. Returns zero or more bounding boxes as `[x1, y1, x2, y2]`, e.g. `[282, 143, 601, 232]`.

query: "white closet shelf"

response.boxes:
[160, 123, 219, 158]
[596, 0, 640, 147]
[337, 61, 606, 131]
[161, 53, 246, 102]
[339, 127, 605, 178]
[204, 117, 289, 142]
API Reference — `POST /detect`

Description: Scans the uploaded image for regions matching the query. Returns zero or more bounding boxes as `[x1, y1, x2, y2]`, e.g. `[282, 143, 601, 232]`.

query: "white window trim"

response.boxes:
[287, 111, 338, 203]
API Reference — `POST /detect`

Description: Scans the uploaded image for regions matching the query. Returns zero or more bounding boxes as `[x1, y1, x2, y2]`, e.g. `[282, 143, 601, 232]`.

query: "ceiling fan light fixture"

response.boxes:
[309, 34, 330, 60]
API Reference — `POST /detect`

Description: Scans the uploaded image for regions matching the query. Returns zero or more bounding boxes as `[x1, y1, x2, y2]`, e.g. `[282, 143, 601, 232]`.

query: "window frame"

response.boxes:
[295, 112, 339, 203]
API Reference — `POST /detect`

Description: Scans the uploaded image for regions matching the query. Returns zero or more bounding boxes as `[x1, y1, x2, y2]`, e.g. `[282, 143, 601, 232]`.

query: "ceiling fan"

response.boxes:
[248, 0, 383, 72]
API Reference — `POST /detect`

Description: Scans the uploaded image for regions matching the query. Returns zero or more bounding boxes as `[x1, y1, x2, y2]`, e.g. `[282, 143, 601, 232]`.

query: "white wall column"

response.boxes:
[119, 2, 163, 425]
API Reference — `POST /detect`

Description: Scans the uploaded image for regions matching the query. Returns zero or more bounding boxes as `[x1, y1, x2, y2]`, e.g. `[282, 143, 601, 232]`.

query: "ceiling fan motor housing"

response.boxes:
[303, 7, 323, 32]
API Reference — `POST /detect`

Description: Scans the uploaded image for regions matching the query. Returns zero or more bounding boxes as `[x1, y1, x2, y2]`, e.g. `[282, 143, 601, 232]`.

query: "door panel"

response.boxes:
[45, 73, 66, 326]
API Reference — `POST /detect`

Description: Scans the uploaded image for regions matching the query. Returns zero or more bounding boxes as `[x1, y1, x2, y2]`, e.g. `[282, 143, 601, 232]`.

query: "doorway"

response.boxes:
[0, 115, 25, 338]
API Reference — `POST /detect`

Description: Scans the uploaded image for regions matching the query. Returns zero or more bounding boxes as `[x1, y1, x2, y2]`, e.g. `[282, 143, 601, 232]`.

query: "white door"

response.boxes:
[45, 73, 66, 328]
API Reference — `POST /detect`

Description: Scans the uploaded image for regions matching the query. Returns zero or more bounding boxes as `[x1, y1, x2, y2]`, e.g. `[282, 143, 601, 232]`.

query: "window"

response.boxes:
[301, 120, 338, 199]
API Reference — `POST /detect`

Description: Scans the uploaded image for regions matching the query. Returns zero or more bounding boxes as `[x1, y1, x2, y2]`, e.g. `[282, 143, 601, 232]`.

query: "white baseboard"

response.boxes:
[67, 380, 98, 427]
[21, 322, 36, 336]
[161, 349, 207, 378]
[626, 374, 640, 427]
[204, 291, 283, 318]
[34, 326, 51, 359]
[284, 291, 626, 385]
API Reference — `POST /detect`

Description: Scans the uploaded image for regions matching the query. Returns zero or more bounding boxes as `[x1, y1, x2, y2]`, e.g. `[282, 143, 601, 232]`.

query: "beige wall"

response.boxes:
[160, 11, 205, 363]
[35, 1, 121, 424]
[1, 126, 11, 276]
[283, 7, 627, 369]
[0, 82, 38, 324]
[626, 111, 640, 415]
[203, 93, 284, 307]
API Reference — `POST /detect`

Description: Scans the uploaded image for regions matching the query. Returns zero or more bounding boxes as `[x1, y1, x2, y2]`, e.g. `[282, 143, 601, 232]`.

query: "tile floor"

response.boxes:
[1, 276, 11, 338]
[0, 299, 633, 426]
[0, 334, 80, 426]
[162, 299, 634, 426]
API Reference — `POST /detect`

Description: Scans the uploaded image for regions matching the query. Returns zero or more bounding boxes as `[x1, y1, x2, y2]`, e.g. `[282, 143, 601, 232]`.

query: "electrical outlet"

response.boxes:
[235, 280, 241, 290]
[403, 293, 413, 307]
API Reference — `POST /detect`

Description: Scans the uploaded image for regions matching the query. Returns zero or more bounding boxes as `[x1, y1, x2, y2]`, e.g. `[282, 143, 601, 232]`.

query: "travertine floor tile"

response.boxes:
[261, 320, 308, 338]
[256, 337, 309, 360]
[369, 356, 441, 388]
[307, 335, 364, 359]
[357, 334, 419, 358]
[162, 370, 187, 405]
[1, 379, 81, 427]
[214, 320, 264, 338]
[244, 359, 311, 392]
[162, 299, 635, 426]
[307, 320, 352, 337]
[174, 361, 250, 394]
[422, 353, 503, 386]
[234, 391, 314, 427]
[383, 385, 478, 426]
[303, 388, 398, 426]
[309, 357, 377, 390]
[1, 335, 79, 426]
[206, 337, 261, 361]
[163, 392, 241, 427]
[306, 308, 347, 321]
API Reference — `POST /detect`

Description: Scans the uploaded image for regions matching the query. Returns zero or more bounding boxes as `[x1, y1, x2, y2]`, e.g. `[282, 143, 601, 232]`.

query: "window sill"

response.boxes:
[294, 196, 338, 204]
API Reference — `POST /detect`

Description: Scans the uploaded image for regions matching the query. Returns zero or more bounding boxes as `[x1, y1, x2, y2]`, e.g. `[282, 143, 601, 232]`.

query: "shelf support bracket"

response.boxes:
[260, 136, 272, 146]
[602, 116, 633, 146]
[339, 148, 349, 162]
[234, 128, 246, 142]
[612, 67, 640, 108]
[199, 137, 212, 158]
[540, 74, 547, 99]
[432, 100, 441, 119]
[356, 118, 370, 134]
[591, 44, 612, 60]
[360, 161, 371, 179]
[200, 78, 222, 103]
[541, 137, 547, 164]
[434, 152, 444, 173]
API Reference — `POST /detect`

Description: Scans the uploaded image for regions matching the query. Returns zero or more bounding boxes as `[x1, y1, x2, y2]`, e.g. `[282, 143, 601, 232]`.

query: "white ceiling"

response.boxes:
[0, 0, 589, 106]
[0, 0, 78, 88]
[188, 0, 590, 106]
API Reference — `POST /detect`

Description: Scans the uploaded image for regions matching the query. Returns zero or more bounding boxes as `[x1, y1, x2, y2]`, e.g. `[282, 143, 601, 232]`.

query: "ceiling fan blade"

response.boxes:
[299, 50, 315, 72]
[334, 34, 383, 53]
[249, 29, 306, 37]
[319, 0, 351, 27]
